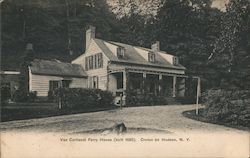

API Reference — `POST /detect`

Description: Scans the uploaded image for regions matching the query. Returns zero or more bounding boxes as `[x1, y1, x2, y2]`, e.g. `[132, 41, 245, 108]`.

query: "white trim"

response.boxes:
[0, 71, 20, 75]
[28, 67, 32, 92]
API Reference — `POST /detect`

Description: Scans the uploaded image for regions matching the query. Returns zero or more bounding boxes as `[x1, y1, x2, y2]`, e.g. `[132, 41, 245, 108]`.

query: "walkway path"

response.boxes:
[0, 104, 247, 134]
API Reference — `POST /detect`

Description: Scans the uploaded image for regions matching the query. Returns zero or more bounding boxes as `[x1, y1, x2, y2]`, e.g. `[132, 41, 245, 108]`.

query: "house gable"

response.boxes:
[72, 38, 110, 71]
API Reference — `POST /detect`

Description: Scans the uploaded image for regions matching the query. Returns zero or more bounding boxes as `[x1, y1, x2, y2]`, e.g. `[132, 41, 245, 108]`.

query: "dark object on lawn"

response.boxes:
[112, 123, 127, 134]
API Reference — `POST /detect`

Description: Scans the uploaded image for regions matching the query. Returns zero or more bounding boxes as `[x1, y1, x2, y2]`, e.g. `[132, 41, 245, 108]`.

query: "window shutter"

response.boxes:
[94, 54, 98, 69]
[98, 53, 103, 68]
[85, 57, 88, 70]
[89, 56, 93, 69]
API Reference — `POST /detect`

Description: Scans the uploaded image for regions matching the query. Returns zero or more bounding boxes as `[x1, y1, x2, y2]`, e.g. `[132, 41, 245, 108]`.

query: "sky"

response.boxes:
[211, 0, 229, 11]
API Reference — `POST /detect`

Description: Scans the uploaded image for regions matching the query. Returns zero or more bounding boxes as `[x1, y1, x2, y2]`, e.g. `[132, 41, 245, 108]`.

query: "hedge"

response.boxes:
[13, 90, 37, 102]
[126, 94, 168, 106]
[52, 88, 114, 108]
[202, 89, 250, 127]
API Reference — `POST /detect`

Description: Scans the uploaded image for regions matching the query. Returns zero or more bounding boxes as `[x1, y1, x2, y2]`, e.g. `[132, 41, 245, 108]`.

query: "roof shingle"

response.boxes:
[30, 59, 87, 78]
[94, 38, 185, 70]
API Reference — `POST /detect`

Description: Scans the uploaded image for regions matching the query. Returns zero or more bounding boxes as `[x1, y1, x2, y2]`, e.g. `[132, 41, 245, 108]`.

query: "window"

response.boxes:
[173, 57, 179, 65]
[93, 76, 98, 89]
[49, 81, 59, 91]
[62, 80, 71, 88]
[85, 57, 89, 70]
[85, 53, 103, 70]
[117, 47, 125, 58]
[148, 52, 155, 62]
[49, 80, 71, 91]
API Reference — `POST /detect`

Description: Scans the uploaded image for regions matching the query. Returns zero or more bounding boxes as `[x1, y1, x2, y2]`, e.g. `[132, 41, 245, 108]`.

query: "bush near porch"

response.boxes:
[126, 94, 168, 106]
[201, 89, 250, 128]
[53, 88, 114, 108]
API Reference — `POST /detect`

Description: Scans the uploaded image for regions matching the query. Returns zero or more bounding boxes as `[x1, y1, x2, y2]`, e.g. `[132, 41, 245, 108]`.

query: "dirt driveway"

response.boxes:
[0, 104, 248, 134]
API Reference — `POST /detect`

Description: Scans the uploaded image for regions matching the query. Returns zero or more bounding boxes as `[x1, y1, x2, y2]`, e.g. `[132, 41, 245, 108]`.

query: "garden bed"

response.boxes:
[183, 109, 250, 131]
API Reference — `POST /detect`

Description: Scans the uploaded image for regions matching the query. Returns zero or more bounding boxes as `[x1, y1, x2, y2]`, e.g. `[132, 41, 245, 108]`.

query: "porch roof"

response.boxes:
[108, 67, 188, 78]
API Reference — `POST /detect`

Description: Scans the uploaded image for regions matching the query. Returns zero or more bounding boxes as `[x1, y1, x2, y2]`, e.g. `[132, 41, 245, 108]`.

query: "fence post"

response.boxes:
[196, 77, 201, 115]
[58, 81, 63, 110]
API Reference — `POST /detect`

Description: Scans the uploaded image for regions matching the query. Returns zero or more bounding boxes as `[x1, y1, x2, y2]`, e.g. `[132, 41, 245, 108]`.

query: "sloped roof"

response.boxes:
[30, 59, 87, 78]
[94, 38, 185, 70]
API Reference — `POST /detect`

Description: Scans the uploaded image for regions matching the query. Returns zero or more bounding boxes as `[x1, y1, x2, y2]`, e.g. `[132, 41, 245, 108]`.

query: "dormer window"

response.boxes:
[173, 56, 179, 65]
[148, 52, 155, 62]
[117, 47, 125, 58]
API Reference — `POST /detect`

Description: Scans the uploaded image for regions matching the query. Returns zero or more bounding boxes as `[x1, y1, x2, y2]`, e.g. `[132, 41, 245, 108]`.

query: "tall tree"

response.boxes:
[208, 0, 250, 89]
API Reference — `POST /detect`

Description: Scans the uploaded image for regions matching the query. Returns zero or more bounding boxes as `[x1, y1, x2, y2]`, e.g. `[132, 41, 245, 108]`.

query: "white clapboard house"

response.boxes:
[28, 26, 187, 105]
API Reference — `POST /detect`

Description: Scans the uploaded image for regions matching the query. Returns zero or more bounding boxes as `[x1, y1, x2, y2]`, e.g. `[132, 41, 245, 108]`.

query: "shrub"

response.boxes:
[126, 94, 168, 106]
[13, 90, 37, 102]
[48, 90, 54, 101]
[28, 91, 37, 102]
[53, 88, 114, 109]
[202, 89, 250, 127]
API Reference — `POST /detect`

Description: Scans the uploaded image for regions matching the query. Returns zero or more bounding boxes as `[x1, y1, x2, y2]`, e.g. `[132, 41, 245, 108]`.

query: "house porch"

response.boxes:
[108, 67, 186, 105]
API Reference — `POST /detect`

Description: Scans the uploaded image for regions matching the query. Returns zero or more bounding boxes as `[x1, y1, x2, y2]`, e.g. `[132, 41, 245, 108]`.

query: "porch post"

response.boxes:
[142, 72, 146, 94]
[58, 80, 63, 109]
[122, 70, 127, 106]
[173, 75, 176, 97]
[123, 70, 127, 91]
[196, 77, 201, 115]
[159, 74, 162, 95]
[106, 73, 109, 90]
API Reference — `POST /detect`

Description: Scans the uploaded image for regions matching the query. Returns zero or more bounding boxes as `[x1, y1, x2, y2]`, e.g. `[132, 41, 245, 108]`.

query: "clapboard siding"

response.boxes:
[98, 75, 108, 90]
[70, 78, 87, 88]
[108, 74, 117, 93]
[30, 74, 87, 96]
[72, 39, 109, 91]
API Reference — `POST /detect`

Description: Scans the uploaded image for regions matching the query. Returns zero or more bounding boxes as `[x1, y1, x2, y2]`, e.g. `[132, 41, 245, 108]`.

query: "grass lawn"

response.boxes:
[1, 102, 116, 122]
[182, 109, 250, 131]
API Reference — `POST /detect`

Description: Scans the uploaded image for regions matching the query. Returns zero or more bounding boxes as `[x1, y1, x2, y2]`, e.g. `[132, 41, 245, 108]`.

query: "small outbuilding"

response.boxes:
[27, 59, 88, 97]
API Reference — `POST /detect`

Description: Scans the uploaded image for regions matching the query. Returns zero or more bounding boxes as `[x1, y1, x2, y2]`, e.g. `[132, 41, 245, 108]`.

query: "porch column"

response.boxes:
[196, 77, 201, 115]
[159, 74, 162, 95]
[122, 70, 127, 106]
[177, 78, 185, 97]
[142, 72, 146, 94]
[173, 75, 176, 97]
[58, 80, 63, 109]
[106, 73, 109, 90]
[123, 70, 127, 92]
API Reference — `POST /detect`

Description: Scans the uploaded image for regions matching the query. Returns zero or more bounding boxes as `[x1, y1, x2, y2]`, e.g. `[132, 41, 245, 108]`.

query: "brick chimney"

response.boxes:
[151, 41, 160, 52]
[85, 25, 95, 50]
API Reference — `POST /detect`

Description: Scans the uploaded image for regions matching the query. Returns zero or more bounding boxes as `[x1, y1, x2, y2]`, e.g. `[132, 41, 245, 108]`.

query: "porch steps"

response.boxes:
[166, 97, 181, 105]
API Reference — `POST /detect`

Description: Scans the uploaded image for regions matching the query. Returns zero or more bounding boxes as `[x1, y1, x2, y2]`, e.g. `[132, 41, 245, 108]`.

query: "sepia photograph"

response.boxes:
[0, 0, 249, 157]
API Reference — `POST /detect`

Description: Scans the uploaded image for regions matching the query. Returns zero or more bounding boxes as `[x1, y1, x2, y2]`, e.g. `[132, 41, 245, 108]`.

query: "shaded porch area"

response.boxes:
[108, 68, 186, 106]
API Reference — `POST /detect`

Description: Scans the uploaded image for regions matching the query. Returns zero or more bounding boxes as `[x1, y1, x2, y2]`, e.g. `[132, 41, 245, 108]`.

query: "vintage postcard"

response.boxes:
[0, 0, 249, 157]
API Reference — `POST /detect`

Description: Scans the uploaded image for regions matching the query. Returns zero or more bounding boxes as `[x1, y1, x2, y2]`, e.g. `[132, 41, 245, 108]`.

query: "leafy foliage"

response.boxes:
[2, 0, 250, 91]
[126, 94, 168, 106]
[208, 0, 250, 89]
[202, 89, 250, 127]
[53, 88, 114, 108]
[13, 90, 37, 102]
